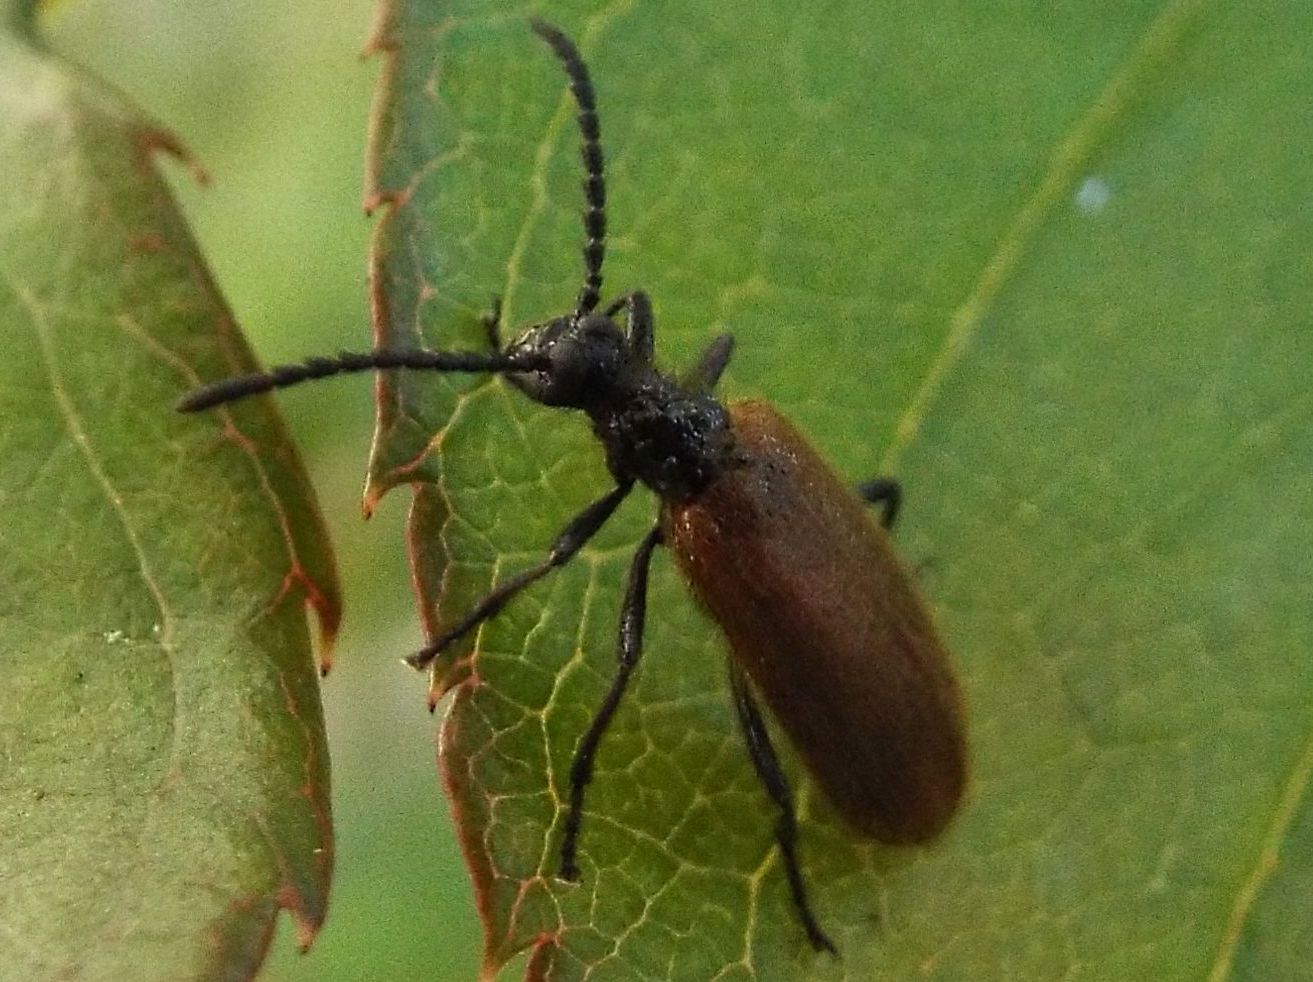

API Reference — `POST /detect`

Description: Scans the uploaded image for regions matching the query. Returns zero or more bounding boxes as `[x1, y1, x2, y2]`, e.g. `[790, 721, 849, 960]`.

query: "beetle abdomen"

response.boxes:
[663, 400, 966, 844]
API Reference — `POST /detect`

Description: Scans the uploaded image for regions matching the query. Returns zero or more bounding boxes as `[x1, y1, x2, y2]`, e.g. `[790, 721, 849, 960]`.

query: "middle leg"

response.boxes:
[559, 523, 663, 880]
[682, 334, 735, 393]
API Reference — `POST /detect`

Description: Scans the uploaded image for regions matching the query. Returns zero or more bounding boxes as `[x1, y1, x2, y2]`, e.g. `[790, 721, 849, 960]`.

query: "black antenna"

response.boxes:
[176, 349, 548, 413]
[531, 19, 607, 318]
[177, 22, 606, 417]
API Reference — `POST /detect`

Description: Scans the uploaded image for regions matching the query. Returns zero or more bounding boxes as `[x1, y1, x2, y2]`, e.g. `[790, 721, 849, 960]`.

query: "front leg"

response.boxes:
[406, 480, 634, 670]
[602, 290, 655, 364]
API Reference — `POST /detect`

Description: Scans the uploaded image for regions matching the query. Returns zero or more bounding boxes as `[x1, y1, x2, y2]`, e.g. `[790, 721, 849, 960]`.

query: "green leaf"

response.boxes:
[368, 1, 1313, 978]
[0, 7, 341, 981]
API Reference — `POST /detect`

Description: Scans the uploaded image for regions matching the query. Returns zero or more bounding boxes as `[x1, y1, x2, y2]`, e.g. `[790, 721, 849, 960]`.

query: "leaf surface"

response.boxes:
[368, 1, 1313, 978]
[0, 6, 340, 980]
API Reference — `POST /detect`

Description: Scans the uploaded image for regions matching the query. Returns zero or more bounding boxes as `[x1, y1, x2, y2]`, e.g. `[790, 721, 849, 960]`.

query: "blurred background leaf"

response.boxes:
[42, 2, 484, 980]
[1, 2, 338, 979]
[45, 0, 1313, 979]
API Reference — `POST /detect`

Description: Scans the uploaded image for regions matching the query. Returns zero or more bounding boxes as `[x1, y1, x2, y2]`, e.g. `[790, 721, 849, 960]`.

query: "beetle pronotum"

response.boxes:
[179, 20, 967, 952]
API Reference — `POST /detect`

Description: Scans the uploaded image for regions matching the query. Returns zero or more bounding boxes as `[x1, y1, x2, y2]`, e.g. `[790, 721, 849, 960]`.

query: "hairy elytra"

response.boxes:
[177, 20, 966, 953]
[665, 400, 966, 846]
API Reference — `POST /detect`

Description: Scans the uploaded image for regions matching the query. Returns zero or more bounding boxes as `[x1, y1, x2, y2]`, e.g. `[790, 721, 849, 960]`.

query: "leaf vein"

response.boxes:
[881, 0, 1214, 472]
[11, 276, 182, 798]
[1208, 726, 1313, 981]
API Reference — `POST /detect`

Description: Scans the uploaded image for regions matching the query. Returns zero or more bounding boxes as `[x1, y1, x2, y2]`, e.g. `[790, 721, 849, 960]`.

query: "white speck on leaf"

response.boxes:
[1075, 176, 1112, 213]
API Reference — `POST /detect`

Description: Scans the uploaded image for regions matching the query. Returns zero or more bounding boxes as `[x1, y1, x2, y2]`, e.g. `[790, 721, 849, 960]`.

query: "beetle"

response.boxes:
[178, 20, 967, 953]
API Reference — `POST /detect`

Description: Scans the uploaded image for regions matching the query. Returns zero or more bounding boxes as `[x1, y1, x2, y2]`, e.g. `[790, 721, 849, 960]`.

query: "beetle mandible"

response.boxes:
[178, 20, 968, 953]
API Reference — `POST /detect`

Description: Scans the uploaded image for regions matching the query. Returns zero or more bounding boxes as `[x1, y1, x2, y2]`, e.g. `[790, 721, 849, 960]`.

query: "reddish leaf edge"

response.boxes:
[17, 3, 343, 968]
[134, 120, 342, 963]
[359, 5, 642, 978]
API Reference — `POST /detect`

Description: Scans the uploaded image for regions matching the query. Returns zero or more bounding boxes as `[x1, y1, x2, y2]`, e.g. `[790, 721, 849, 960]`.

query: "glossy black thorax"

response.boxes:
[504, 311, 735, 501]
[590, 376, 733, 501]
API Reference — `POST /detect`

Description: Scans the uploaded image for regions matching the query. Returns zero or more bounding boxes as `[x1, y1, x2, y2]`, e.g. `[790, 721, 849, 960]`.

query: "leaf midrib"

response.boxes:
[436, 1, 1308, 976]
[882, 0, 1217, 474]
[865, 0, 1309, 974]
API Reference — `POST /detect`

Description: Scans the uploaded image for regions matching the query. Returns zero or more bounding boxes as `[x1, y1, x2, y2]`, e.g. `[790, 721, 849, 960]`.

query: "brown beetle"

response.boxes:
[178, 20, 966, 952]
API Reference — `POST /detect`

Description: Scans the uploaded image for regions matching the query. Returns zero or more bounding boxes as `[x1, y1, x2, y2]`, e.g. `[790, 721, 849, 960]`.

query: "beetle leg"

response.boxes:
[559, 523, 663, 880]
[482, 295, 503, 350]
[729, 666, 837, 955]
[406, 480, 635, 670]
[856, 476, 901, 529]
[682, 333, 735, 393]
[602, 290, 656, 364]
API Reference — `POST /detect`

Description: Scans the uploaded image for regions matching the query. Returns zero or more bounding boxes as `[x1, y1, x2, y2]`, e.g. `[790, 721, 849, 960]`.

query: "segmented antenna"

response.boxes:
[176, 349, 548, 413]
[531, 19, 607, 318]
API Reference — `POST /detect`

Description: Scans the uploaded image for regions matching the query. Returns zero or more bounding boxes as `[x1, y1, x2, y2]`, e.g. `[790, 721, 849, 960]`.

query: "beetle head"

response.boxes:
[504, 312, 628, 408]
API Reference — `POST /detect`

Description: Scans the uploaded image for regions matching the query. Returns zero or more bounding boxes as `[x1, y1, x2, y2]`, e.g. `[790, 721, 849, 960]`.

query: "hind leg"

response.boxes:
[856, 477, 900, 529]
